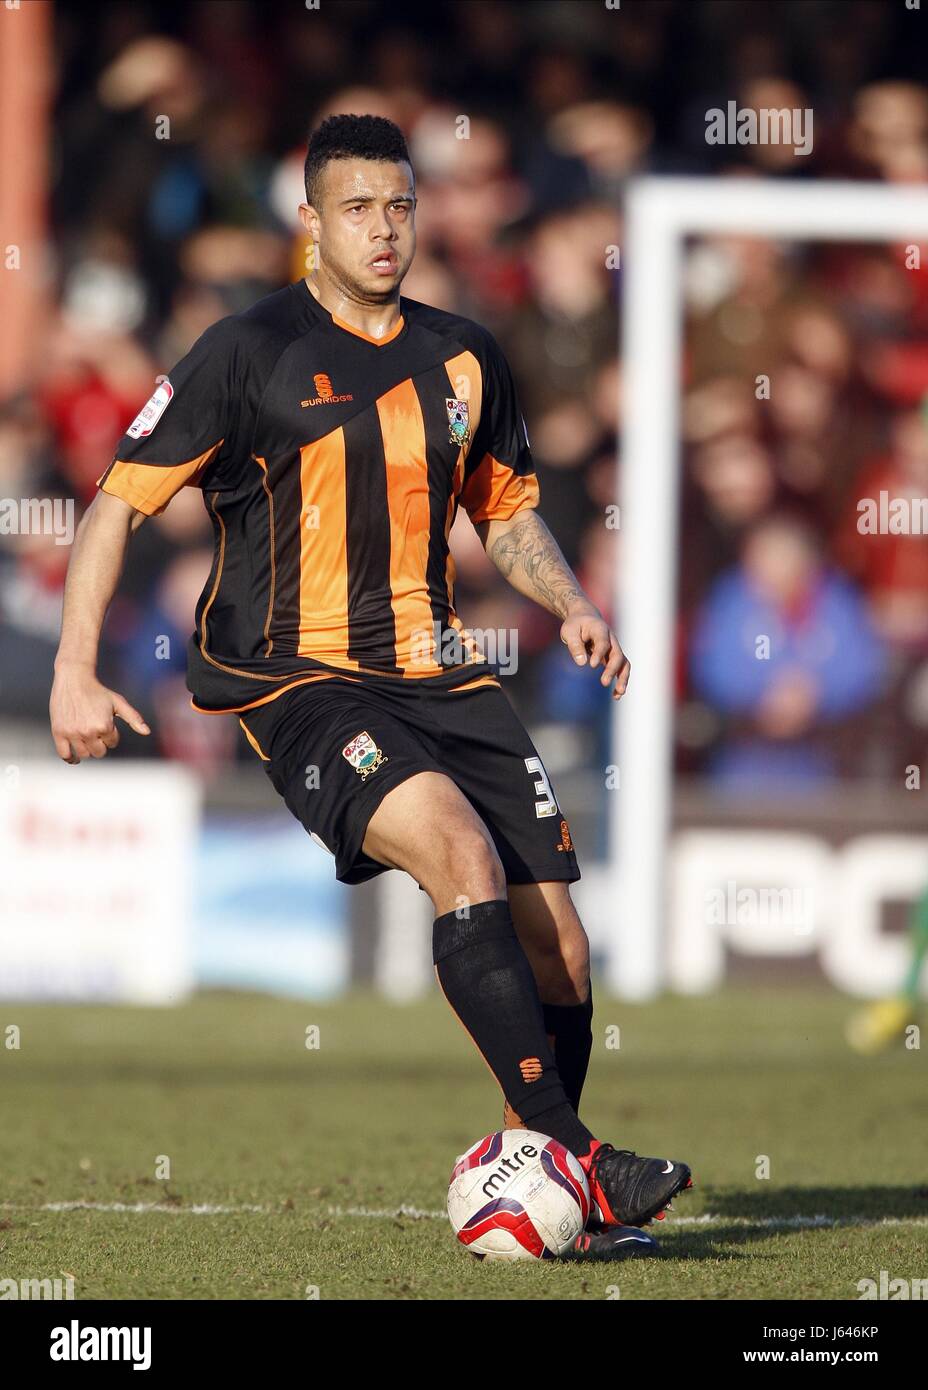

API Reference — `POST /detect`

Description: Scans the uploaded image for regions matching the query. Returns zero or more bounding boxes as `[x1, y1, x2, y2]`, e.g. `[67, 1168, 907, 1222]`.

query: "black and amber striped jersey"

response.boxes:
[96, 277, 540, 714]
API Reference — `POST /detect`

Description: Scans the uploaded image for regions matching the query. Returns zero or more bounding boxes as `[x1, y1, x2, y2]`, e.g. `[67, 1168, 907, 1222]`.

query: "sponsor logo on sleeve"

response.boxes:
[126, 379, 174, 439]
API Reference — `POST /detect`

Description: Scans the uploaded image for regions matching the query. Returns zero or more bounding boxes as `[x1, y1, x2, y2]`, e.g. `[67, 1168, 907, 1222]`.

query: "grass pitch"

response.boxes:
[1, 987, 925, 1300]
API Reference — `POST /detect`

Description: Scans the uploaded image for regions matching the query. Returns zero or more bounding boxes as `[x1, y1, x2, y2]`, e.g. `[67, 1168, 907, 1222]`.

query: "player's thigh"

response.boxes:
[362, 769, 506, 910]
[429, 684, 582, 888]
[508, 881, 590, 1003]
[241, 682, 445, 886]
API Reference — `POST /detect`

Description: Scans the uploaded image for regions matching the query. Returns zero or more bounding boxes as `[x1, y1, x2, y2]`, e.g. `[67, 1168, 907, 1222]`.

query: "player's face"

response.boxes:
[306, 158, 416, 301]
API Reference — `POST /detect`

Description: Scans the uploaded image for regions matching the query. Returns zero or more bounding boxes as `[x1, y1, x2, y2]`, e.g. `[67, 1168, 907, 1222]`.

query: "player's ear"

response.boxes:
[297, 202, 319, 239]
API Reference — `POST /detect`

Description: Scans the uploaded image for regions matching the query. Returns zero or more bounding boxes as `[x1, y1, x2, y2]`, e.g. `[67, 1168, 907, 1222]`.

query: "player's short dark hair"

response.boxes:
[304, 114, 414, 209]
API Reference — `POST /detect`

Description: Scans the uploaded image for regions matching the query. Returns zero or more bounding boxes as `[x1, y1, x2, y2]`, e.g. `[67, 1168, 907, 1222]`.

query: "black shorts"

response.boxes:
[237, 673, 581, 887]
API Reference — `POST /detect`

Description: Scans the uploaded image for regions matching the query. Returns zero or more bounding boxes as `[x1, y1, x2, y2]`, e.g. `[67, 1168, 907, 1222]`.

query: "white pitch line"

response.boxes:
[328, 1209, 928, 1230]
[2, 1202, 927, 1230]
[328, 1204, 447, 1220]
[669, 1214, 928, 1230]
[0, 1201, 269, 1215]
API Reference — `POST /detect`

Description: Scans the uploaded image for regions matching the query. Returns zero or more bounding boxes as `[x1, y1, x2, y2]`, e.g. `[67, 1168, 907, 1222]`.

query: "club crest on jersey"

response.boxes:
[446, 398, 471, 448]
[127, 379, 173, 439]
[341, 730, 388, 779]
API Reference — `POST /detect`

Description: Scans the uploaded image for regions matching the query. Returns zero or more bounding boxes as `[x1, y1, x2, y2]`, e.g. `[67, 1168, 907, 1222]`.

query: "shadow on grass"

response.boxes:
[703, 1186, 928, 1221]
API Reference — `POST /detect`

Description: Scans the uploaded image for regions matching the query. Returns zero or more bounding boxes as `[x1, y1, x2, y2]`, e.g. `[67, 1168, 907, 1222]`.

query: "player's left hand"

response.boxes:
[560, 605, 630, 700]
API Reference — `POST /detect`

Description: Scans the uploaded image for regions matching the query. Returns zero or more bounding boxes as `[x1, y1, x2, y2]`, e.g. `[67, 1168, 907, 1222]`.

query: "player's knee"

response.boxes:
[458, 822, 508, 900]
[430, 821, 506, 906]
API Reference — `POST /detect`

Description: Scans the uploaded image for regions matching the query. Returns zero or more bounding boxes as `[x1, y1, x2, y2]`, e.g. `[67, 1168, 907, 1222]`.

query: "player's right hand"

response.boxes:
[49, 665, 150, 764]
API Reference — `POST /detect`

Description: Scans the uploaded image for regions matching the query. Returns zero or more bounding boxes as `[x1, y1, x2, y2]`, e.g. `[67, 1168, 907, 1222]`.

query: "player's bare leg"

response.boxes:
[362, 770, 507, 912]
[508, 882, 590, 1006]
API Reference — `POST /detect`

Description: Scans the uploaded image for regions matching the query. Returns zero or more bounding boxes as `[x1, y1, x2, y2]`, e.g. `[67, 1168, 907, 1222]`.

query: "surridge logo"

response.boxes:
[301, 373, 354, 407]
[481, 1142, 540, 1198]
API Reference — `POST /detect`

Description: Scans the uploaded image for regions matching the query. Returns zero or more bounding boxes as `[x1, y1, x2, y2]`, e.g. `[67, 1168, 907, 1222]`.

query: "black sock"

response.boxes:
[542, 995, 594, 1114]
[433, 899, 594, 1156]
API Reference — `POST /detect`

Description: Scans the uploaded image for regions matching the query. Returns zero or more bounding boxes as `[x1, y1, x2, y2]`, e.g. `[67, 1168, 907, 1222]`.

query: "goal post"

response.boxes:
[608, 177, 928, 1000]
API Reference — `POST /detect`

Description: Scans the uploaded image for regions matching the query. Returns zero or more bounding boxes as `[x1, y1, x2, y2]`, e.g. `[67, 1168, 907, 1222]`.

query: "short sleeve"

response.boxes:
[459, 332, 539, 524]
[96, 316, 239, 516]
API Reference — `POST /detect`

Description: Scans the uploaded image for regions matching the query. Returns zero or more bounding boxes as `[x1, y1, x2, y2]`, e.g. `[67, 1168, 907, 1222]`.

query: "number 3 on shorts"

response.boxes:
[524, 755, 560, 819]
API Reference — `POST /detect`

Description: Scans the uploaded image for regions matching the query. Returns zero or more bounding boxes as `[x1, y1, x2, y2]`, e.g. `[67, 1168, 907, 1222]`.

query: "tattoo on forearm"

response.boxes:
[488, 511, 586, 618]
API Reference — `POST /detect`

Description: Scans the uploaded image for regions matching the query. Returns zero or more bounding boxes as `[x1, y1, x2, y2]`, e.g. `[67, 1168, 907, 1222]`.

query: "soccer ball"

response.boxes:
[447, 1130, 590, 1261]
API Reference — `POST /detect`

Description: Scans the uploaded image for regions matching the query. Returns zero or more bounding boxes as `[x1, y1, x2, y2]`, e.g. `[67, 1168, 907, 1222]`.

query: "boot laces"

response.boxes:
[589, 1143, 639, 1184]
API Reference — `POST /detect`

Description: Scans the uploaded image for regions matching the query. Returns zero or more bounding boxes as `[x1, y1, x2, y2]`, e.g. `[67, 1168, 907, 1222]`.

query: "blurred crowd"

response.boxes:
[1, 0, 927, 791]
